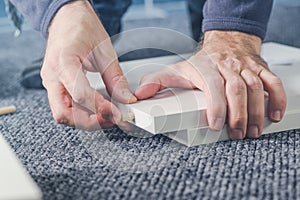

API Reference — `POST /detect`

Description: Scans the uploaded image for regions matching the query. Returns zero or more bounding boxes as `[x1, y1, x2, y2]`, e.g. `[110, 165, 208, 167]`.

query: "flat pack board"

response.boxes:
[0, 134, 42, 200]
[87, 43, 300, 146]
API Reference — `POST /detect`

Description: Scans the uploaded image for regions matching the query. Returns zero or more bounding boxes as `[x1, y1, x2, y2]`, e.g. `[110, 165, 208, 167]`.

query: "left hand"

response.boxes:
[41, 0, 136, 130]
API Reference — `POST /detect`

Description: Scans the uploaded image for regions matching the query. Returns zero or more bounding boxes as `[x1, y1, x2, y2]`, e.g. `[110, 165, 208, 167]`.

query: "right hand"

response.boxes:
[135, 31, 287, 139]
[41, 0, 137, 130]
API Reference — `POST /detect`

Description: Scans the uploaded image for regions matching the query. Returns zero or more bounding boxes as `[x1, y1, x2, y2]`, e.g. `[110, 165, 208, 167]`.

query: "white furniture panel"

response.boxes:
[87, 43, 300, 146]
[0, 134, 42, 200]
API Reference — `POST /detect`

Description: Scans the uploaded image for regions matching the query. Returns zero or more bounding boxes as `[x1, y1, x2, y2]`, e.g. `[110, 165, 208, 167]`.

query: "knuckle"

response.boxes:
[41, 79, 47, 89]
[249, 113, 263, 123]
[110, 74, 123, 85]
[230, 116, 247, 128]
[40, 67, 47, 80]
[247, 76, 263, 92]
[223, 57, 242, 70]
[40, 68, 48, 88]
[40, 64, 54, 83]
[224, 57, 241, 65]
[269, 76, 283, 87]
[227, 76, 246, 95]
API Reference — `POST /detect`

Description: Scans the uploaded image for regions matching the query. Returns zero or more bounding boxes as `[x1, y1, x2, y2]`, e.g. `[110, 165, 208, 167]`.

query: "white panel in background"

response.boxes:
[0, 134, 42, 200]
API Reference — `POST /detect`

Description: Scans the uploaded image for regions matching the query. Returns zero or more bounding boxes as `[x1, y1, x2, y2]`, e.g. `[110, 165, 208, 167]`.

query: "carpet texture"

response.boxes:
[1, 88, 300, 200]
[1, 3, 300, 200]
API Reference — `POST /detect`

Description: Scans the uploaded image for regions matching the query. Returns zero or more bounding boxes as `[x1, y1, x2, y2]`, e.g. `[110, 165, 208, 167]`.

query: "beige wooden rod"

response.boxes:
[0, 106, 17, 116]
[121, 112, 135, 122]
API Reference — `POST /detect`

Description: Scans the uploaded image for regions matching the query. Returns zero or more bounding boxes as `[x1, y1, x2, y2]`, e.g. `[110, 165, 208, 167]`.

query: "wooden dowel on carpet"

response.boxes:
[0, 106, 17, 116]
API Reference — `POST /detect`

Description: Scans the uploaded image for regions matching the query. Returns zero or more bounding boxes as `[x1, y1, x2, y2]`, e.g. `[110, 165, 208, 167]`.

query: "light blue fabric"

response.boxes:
[10, 0, 273, 39]
[9, 0, 73, 37]
[202, 0, 273, 39]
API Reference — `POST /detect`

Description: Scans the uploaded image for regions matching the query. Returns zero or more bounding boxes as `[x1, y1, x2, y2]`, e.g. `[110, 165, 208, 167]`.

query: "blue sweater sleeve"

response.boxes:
[202, 0, 273, 40]
[9, 0, 73, 37]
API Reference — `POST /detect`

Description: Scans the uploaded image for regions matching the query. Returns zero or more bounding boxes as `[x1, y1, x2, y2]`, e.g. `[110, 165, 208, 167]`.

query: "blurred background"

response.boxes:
[0, 0, 195, 89]
[1, 0, 300, 110]
[1, 0, 300, 108]
[1, 0, 300, 65]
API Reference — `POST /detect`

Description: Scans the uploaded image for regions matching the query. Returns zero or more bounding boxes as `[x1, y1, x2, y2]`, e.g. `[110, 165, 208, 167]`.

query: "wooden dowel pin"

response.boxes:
[121, 112, 135, 122]
[0, 106, 17, 116]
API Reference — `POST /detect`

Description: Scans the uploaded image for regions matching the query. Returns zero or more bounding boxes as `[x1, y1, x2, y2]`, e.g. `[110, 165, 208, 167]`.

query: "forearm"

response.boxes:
[202, 0, 273, 40]
[202, 31, 262, 56]
[9, 0, 73, 37]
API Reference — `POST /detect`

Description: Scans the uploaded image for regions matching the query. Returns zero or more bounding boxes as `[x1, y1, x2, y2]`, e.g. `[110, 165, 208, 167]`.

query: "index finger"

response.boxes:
[186, 53, 227, 131]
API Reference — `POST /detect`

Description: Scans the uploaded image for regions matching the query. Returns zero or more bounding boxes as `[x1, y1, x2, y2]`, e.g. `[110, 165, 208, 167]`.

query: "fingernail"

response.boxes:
[210, 117, 225, 130]
[247, 125, 259, 137]
[271, 110, 281, 121]
[122, 90, 137, 103]
[230, 129, 244, 140]
[130, 95, 138, 102]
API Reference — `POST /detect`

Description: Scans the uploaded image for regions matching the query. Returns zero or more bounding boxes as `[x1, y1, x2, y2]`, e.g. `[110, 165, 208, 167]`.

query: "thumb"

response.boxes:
[135, 74, 162, 100]
[135, 65, 195, 100]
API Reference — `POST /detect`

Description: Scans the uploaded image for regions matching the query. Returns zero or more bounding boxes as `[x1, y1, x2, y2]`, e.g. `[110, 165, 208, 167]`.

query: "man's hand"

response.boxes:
[135, 31, 287, 139]
[41, 0, 136, 130]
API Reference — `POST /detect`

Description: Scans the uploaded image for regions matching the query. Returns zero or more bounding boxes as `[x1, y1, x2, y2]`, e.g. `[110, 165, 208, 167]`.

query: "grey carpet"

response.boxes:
[1, 4, 300, 200]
